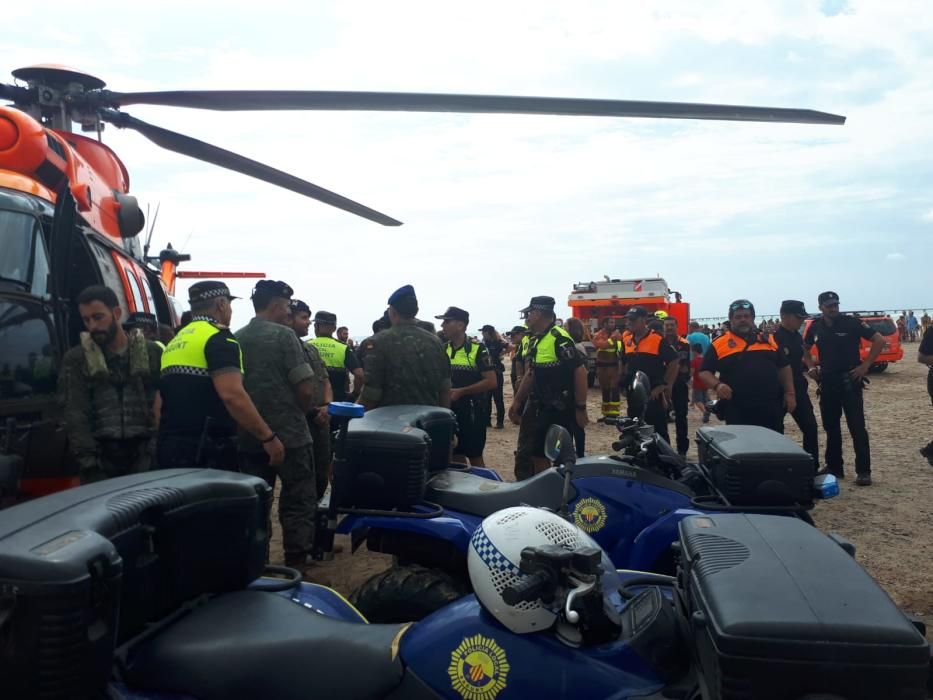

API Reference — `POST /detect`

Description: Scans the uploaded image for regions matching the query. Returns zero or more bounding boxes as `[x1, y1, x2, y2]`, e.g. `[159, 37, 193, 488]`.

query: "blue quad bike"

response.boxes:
[314, 377, 839, 622]
[0, 468, 928, 700]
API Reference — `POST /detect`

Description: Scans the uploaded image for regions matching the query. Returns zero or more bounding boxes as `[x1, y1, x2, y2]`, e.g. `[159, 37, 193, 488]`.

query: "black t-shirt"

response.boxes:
[160, 328, 242, 438]
[621, 330, 677, 387]
[702, 331, 788, 406]
[484, 339, 507, 371]
[919, 326, 933, 356]
[666, 337, 691, 385]
[804, 315, 875, 375]
[774, 326, 807, 383]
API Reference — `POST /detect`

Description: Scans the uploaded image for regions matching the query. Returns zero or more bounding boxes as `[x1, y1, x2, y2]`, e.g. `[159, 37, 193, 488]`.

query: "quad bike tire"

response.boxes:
[350, 564, 470, 623]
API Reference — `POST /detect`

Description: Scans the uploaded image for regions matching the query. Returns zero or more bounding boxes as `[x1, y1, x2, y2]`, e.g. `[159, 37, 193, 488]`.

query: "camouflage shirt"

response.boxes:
[300, 339, 330, 407]
[235, 317, 314, 449]
[361, 320, 451, 407]
[58, 330, 162, 461]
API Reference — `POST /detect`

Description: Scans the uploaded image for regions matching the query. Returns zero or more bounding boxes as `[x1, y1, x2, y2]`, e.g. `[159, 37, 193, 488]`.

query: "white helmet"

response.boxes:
[467, 506, 618, 634]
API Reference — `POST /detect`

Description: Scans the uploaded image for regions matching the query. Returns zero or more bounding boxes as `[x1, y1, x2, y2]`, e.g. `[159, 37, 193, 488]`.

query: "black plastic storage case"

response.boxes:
[680, 514, 930, 700]
[335, 405, 459, 509]
[0, 469, 270, 700]
[696, 425, 814, 506]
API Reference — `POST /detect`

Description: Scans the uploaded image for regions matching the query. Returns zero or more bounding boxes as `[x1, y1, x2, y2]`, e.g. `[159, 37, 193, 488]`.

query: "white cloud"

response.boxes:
[886, 252, 906, 261]
[922, 209, 933, 222]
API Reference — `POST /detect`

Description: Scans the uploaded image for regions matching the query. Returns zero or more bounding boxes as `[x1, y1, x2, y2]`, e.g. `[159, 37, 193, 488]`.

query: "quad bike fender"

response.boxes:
[337, 510, 483, 552]
[623, 508, 705, 572]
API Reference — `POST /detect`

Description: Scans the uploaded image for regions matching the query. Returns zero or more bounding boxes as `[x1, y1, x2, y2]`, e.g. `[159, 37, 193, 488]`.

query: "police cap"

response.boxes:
[480, 324, 496, 333]
[188, 281, 238, 304]
[509, 325, 526, 335]
[123, 311, 157, 330]
[818, 291, 840, 306]
[626, 305, 649, 319]
[780, 300, 809, 318]
[290, 299, 311, 315]
[252, 280, 293, 300]
[314, 310, 338, 325]
[519, 296, 556, 314]
[435, 306, 470, 324]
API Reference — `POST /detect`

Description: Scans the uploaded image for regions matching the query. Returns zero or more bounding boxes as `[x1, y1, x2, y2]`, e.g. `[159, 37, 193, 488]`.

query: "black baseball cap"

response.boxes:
[188, 281, 238, 304]
[480, 324, 495, 333]
[252, 280, 293, 300]
[314, 310, 338, 324]
[509, 325, 526, 335]
[290, 299, 311, 315]
[519, 296, 556, 314]
[626, 305, 648, 319]
[780, 300, 808, 318]
[818, 291, 840, 306]
[435, 306, 470, 324]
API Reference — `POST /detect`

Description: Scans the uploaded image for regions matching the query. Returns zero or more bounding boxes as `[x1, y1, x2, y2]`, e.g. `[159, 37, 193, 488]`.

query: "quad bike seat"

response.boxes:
[425, 468, 568, 517]
[123, 589, 407, 700]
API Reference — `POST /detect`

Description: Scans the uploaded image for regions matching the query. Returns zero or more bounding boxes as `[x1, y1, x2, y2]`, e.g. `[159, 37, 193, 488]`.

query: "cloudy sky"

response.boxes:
[4, 0, 932, 331]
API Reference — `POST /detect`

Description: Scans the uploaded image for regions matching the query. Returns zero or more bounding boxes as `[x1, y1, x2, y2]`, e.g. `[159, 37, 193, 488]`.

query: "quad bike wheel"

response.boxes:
[350, 564, 470, 623]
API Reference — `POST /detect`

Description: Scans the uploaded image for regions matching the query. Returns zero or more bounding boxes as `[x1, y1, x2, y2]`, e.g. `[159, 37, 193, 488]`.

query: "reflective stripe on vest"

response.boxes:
[531, 325, 574, 368]
[712, 331, 778, 359]
[622, 330, 663, 356]
[447, 340, 481, 371]
[160, 319, 242, 376]
[308, 336, 348, 370]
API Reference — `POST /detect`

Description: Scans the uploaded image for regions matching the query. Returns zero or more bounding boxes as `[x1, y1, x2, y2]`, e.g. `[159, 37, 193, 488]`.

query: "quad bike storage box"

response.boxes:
[680, 514, 930, 700]
[695, 425, 814, 507]
[335, 406, 454, 508]
[0, 469, 271, 700]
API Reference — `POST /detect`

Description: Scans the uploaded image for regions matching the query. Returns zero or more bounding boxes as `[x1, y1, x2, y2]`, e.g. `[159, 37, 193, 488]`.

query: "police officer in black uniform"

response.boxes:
[774, 300, 820, 471]
[158, 281, 284, 470]
[804, 291, 884, 485]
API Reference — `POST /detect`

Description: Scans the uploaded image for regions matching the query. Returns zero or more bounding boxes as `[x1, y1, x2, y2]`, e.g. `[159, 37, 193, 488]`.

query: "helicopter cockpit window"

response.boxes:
[0, 210, 49, 297]
[123, 267, 145, 312]
[0, 301, 57, 399]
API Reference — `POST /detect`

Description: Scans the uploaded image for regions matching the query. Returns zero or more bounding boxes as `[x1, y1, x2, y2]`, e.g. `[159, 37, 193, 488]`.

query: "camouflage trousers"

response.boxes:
[240, 444, 316, 566]
[80, 438, 152, 484]
[514, 401, 539, 482]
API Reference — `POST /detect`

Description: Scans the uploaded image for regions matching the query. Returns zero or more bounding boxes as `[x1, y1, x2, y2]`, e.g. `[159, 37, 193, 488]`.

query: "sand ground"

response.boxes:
[270, 344, 933, 632]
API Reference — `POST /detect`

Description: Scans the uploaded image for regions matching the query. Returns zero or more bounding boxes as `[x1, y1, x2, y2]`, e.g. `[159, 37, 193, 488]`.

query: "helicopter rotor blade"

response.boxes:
[0, 83, 30, 103]
[98, 109, 402, 226]
[107, 90, 846, 125]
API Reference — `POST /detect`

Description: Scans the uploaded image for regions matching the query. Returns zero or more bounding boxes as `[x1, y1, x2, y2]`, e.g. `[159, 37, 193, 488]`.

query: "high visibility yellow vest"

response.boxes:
[531, 325, 574, 367]
[160, 319, 243, 376]
[447, 341, 481, 370]
[308, 336, 348, 370]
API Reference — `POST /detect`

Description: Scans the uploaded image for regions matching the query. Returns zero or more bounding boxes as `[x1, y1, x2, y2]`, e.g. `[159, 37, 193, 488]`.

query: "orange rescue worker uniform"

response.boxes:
[620, 311, 678, 444]
[593, 322, 622, 417]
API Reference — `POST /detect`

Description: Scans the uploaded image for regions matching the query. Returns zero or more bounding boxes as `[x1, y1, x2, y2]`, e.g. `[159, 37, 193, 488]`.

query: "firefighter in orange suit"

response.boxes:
[592, 317, 622, 417]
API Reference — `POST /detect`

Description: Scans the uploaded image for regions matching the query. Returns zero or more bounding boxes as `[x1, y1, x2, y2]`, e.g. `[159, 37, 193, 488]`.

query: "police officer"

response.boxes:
[236, 280, 317, 571]
[309, 311, 364, 402]
[699, 299, 795, 432]
[662, 316, 691, 457]
[775, 300, 820, 470]
[481, 325, 507, 429]
[158, 281, 284, 470]
[360, 285, 451, 409]
[509, 326, 528, 393]
[123, 311, 164, 349]
[620, 306, 679, 444]
[289, 299, 334, 499]
[59, 285, 162, 483]
[437, 307, 497, 466]
[918, 323, 933, 466]
[804, 291, 884, 485]
[509, 296, 588, 477]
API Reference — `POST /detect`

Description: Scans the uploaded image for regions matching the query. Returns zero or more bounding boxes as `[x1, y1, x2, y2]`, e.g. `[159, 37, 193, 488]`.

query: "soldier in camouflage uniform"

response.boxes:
[58, 285, 162, 483]
[360, 285, 451, 409]
[289, 299, 334, 499]
[236, 281, 317, 571]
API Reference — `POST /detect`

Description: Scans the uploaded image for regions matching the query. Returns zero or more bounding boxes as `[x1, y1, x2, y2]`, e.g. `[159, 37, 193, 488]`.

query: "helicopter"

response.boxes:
[0, 62, 845, 502]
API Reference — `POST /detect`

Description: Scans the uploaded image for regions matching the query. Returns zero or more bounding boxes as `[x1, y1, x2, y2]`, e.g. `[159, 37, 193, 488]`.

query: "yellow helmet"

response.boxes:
[654, 310, 669, 320]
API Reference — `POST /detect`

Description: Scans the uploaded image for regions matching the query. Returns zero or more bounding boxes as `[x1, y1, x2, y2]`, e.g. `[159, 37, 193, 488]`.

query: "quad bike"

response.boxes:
[0, 469, 927, 700]
[314, 377, 837, 622]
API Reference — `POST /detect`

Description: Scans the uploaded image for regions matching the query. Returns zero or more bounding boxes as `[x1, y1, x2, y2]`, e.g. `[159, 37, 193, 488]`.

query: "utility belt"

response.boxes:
[532, 388, 573, 413]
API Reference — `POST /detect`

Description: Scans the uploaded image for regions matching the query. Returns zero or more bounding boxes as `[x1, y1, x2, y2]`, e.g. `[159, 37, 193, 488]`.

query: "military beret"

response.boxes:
[388, 284, 417, 306]
[252, 280, 294, 300]
[314, 310, 338, 324]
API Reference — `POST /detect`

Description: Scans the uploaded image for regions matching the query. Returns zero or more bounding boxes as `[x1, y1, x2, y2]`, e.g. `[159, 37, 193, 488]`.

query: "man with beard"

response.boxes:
[699, 299, 795, 432]
[58, 285, 162, 483]
[289, 299, 334, 498]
